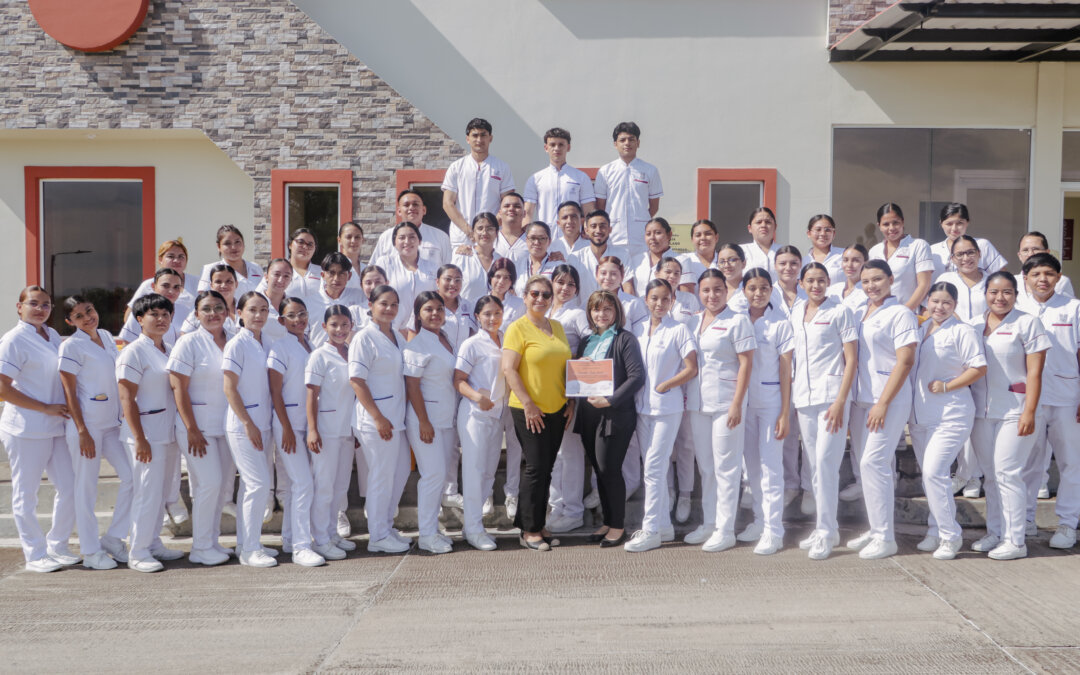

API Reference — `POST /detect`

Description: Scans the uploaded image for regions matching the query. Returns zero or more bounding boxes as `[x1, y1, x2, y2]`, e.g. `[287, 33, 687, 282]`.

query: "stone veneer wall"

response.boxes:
[0, 0, 461, 263]
[829, 0, 897, 46]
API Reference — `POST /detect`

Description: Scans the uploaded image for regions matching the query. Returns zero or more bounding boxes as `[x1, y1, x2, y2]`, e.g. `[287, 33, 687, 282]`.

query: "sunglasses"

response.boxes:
[528, 290, 553, 300]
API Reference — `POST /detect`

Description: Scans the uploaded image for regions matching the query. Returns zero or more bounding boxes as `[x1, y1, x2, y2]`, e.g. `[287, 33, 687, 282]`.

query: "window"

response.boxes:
[25, 166, 155, 335]
[1063, 130, 1080, 182]
[832, 129, 1031, 267]
[396, 169, 450, 233]
[695, 169, 777, 247]
[270, 170, 352, 262]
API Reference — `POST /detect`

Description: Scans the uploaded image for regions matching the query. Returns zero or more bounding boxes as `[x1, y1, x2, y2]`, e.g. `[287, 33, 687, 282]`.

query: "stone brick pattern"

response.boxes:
[0, 0, 461, 263]
[830, 1, 896, 47]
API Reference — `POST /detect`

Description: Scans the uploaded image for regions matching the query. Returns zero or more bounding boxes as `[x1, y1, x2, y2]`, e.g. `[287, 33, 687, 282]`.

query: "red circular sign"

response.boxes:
[30, 0, 149, 53]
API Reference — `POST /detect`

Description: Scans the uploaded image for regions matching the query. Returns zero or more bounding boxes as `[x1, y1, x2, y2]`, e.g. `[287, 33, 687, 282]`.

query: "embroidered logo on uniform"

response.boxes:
[711, 326, 728, 331]
[90, 394, 109, 401]
[814, 321, 830, 325]
[997, 332, 1014, 336]
[492, 175, 503, 181]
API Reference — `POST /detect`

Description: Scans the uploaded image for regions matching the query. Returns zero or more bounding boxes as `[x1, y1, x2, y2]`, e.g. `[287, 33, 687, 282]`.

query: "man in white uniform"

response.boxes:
[493, 192, 530, 274]
[523, 128, 595, 226]
[571, 209, 629, 300]
[369, 189, 452, 268]
[442, 118, 516, 247]
[594, 122, 663, 269]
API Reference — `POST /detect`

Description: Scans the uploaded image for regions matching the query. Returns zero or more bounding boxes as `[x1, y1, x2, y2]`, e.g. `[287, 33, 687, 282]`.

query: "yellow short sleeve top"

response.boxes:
[503, 316, 572, 414]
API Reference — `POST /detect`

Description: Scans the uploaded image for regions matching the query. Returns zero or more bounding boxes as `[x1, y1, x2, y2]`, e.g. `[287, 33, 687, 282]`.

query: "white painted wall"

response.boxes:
[0, 129, 253, 308]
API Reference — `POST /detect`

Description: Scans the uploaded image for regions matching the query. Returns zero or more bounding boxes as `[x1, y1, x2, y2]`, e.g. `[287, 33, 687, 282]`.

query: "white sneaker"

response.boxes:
[624, 530, 661, 553]
[546, 514, 584, 533]
[803, 530, 839, 552]
[441, 493, 465, 510]
[150, 546, 184, 562]
[798, 533, 818, 550]
[858, 539, 897, 560]
[262, 502, 274, 524]
[736, 520, 764, 543]
[99, 535, 128, 563]
[1038, 482, 1051, 499]
[260, 546, 280, 558]
[166, 501, 190, 525]
[808, 535, 833, 560]
[660, 525, 675, 542]
[739, 486, 753, 510]
[466, 531, 497, 551]
[337, 511, 352, 538]
[82, 550, 118, 570]
[368, 536, 410, 554]
[25, 556, 63, 573]
[418, 534, 453, 554]
[683, 524, 714, 545]
[916, 535, 940, 552]
[838, 482, 863, 502]
[702, 531, 736, 553]
[988, 541, 1027, 560]
[753, 534, 783, 555]
[846, 531, 873, 551]
[971, 533, 1001, 552]
[783, 489, 799, 507]
[1025, 521, 1038, 537]
[932, 538, 962, 560]
[1049, 524, 1077, 549]
[504, 495, 518, 520]
[46, 547, 81, 566]
[189, 548, 230, 566]
[292, 549, 326, 567]
[221, 502, 237, 518]
[482, 496, 494, 517]
[313, 543, 346, 560]
[239, 549, 278, 568]
[128, 557, 164, 573]
[332, 536, 357, 552]
[583, 490, 601, 509]
[950, 475, 966, 496]
[961, 478, 981, 499]
[800, 490, 816, 515]
[675, 495, 692, 523]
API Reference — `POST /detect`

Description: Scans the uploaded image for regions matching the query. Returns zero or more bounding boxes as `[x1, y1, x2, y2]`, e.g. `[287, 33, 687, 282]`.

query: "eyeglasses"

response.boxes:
[717, 258, 741, 266]
[23, 301, 51, 310]
[199, 305, 228, 315]
[952, 249, 979, 259]
[528, 290, 553, 300]
[292, 239, 316, 249]
[527, 236, 549, 244]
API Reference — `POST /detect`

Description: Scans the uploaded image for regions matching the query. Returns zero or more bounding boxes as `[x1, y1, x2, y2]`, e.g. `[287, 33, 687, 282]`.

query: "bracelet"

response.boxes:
[943, 380, 949, 393]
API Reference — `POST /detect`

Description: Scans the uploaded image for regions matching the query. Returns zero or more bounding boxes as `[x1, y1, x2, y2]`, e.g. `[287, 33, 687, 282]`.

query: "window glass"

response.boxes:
[41, 180, 142, 335]
[287, 184, 339, 265]
[708, 182, 763, 246]
[1063, 130, 1080, 182]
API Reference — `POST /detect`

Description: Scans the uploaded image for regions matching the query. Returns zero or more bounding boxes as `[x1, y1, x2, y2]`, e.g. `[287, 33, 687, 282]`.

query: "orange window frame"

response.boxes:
[696, 168, 777, 221]
[270, 169, 353, 259]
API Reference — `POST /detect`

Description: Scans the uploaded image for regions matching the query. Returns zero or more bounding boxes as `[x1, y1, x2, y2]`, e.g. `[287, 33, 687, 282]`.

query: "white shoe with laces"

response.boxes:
[81, 551, 118, 570]
[260, 546, 279, 558]
[932, 538, 962, 560]
[482, 496, 494, 517]
[441, 493, 464, 510]
[239, 549, 278, 568]
[221, 502, 237, 518]
[702, 531, 736, 553]
[313, 543, 346, 560]
[800, 490, 816, 516]
[753, 535, 783, 556]
[838, 482, 862, 502]
[466, 531, 497, 551]
[988, 541, 1027, 560]
[846, 531, 873, 551]
[99, 535, 128, 563]
[292, 549, 326, 567]
[546, 514, 584, 533]
[150, 546, 185, 562]
[368, 536, 410, 554]
[624, 530, 661, 553]
[858, 538, 897, 560]
[1038, 483, 1051, 499]
[25, 556, 63, 573]
[683, 524, 714, 545]
[950, 475, 966, 496]
[128, 557, 164, 573]
[798, 533, 818, 550]
[736, 520, 763, 543]
[1025, 521, 1038, 537]
[46, 546, 81, 566]
[332, 536, 357, 552]
[660, 525, 675, 542]
[189, 548, 230, 566]
[583, 491, 601, 510]
[337, 510, 352, 538]
[1049, 524, 1077, 549]
[916, 535, 940, 552]
[389, 529, 411, 546]
[808, 535, 833, 561]
[971, 533, 1001, 552]
[675, 495, 692, 524]
[504, 495, 518, 520]
[418, 534, 453, 554]
[263, 502, 274, 524]
[166, 500, 190, 525]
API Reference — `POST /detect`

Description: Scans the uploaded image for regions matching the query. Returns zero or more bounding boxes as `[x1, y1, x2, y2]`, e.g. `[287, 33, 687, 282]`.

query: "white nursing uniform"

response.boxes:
[827, 281, 868, 312]
[930, 237, 1007, 280]
[442, 155, 516, 246]
[455, 330, 506, 535]
[740, 242, 780, 278]
[523, 163, 596, 225]
[803, 247, 845, 285]
[453, 248, 503, 303]
[305, 342, 355, 548]
[868, 235, 934, 307]
[593, 157, 663, 266]
[198, 259, 264, 297]
[374, 254, 438, 333]
[370, 223, 452, 268]
[936, 272, 988, 322]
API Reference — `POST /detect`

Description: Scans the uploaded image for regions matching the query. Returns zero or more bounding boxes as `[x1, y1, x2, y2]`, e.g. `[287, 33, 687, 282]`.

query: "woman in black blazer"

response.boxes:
[574, 290, 646, 547]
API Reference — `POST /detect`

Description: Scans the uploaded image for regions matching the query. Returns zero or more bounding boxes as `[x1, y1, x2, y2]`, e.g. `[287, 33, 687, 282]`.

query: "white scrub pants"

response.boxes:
[66, 425, 132, 556]
[175, 426, 229, 554]
[850, 399, 911, 543]
[743, 404, 785, 541]
[548, 429, 586, 521]
[972, 416, 1039, 547]
[796, 402, 851, 540]
[311, 434, 350, 547]
[443, 427, 462, 497]
[692, 407, 746, 537]
[406, 422, 451, 538]
[782, 403, 811, 491]
[273, 426, 315, 552]
[458, 405, 502, 535]
[638, 412, 681, 533]
[165, 440, 183, 508]
[335, 438, 368, 516]
[357, 428, 411, 542]
[500, 407, 521, 499]
[126, 439, 173, 561]
[954, 440, 982, 483]
[1, 432, 75, 562]
[669, 412, 696, 496]
[1028, 406, 1080, 527]
[226, 428, 273, 554]
[910, 419, 971, 543]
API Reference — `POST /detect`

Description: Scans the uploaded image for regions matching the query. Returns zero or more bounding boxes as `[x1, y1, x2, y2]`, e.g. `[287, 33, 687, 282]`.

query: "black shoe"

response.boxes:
[600, 532, 627, 548]
[586, 532, 607, 543]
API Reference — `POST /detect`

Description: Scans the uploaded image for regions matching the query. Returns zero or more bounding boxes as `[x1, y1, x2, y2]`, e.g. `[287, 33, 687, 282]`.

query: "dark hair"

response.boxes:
[544, 127, 571, 143]
[1023, 252, 1062, 275]
[396, 189, 423, 204]
[437, 263, 463, 281]
[645, 278, 673, 297]
[195, 290, 228, 313]
[800, 261, 830, 282]
[844, 243, 869, 261]
[557, 201, 583, 217]
[18, 285, 49, 303]
[775, 244, 802, 261]
[215, 224, 244, 245]
[360, 265, 387, 284]
[585, 209, 610, 225]
[698, 268, 727, 285]
[986, 270, 1018, 292]
[742, 268, 773, 288]
[392, 222, 422, 244]
[691, 219, 718, 237]
[597, 255, 625, 275]
[472, 212, 498, 231]
[63, 294, 90, 319]
[612, 121, 641, 142]
[1020, 231, 1049, 249]
[525, 221, 552, 240]
[368, 284, 399, 306]
[939, 202, 969, 223]
[473, 294, 504, 316]
[277, 295, 305, 315]
[466, 118, 492, 135]
[266, 257, 293, 275]
[928, 282, 958, 302]
[749, 206, 776, 224]
[646, 216, 672, 235]
[950, 234, 980, 256]
[132, 292, 174, 320]
[412, 290, 444, 331]
[524, 275, 554, 296]
[657, 256, 683, 274]
[338, 220, 364, 237]
[208, 263, 238, 283]
[500, 191, 525, 207]
[487, 258, 517, 287]
[320, 251, 352, 273]
[288, 228, 317, 256]
[876, 203, 904, 224]
[585, 290, 625, 333]
[323, 303, 353, 325]
[717, 243, 747, 262]
[235, 291, 269, 327]
[807, 214, 836, 230]
[551, 264, 580, 296]
[862, 259, 893, 277]
[153, 267, 182, 285]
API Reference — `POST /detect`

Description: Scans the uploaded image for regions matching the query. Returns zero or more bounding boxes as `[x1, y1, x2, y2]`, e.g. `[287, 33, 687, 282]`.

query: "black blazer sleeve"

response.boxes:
[607, 329, 645, 409]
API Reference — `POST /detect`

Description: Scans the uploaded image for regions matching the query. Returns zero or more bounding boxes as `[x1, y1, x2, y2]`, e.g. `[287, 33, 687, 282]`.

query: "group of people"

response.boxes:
[1, 118, 1077, 573]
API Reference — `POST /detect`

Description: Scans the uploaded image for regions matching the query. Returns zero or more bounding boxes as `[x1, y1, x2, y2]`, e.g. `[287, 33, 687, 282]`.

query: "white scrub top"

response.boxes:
[632, 252, 672, 298]
[693, 308, 756, 415]
[285, 263, 323, 299]
[670, 290, 702, 329]
[970, 309, 1051, 420]
[304, 342, 354, 438]
[166, 327, 229, 436]
[868, 235, 935, 306]
[441, 299, 476, 353]
[853, 297, 919, 406]
[1017, 292, 1080, 407]
[740, 241, 780, 278]
[221, 328, 272, 433]
[523, 163, 596, 226]
[550, 299, 590, 355]
[910, 317, 986, 426]
[1018, 273, 1075, 304]
[198, 259, 264, 297]
[373, 253, 438, 332]
[513, 255, 562, 297]
[180, 312, 239, 339]
[266, 331, 312, 433]
[494, 231, 528, 270]
[935, 272, 987, 323]
[744, 305, 794, 410]
[129, 274, 197, 311]
[348, 323, 406, 432]
[500, 294, 526, 327]
[0, 322, 65, 439]
[827, 281, 867, 312]
[58, 328, 121, 432]
[929, 237, 1007, 280]
[370, 223, 452, 269]
[635, 315, 696, 416]
[442, 154, 516, 246]
[455, 330, 504, 420]
[403, 329, 458, 430]
[803, 247, 845, 285]
[619, 290, 649, 333]
[571, 244, 629, 302]
[677, 252, 717, 290]
[120, 303, 191, 348]
[790, 296, 859, 409]
[728, 286, 801, 319]
[593, 157, 663, 253]
[452, 248, 502, 303]
[116, 334, 176, 444]
[305, 285, 366, 348]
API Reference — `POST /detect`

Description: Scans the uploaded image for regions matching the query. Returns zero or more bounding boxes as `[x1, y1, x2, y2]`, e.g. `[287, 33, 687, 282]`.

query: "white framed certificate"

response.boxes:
[565, 359, 614, 397]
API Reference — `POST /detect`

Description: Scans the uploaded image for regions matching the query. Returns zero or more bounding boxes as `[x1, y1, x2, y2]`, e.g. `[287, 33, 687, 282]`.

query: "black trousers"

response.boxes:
[580, 412, 636, 529]
[510, 406, 566, 533]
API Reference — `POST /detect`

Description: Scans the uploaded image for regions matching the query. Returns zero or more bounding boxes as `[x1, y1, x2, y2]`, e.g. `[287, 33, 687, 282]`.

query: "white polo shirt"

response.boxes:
[369, 223, 452, 269]
[442, 154, 516, 246]
[265, 331, 312, 433]
[198, 259, 264, 297]
[693, 308, 756, 415]
[222, 328, 272, 434]
[868, 235, 935, 306]
[285, 263, 323, 299]
[790, 296, 858, 409]
[1017, 292, 1080, 407]
[455, 330, 504, 420]
[635, 315, 696, 417]
[348, 323, 406, 432]
[523, 163, 596, 226]
[593, 157, 663, 254]
[910, 317, 985, 426]
[744, 305, 794, 410]
[452, 248, 503, 303]
[167, 326, 229, 437]
[970, 308, 1051, 420]
[403, 328, 458, 431]
[116, 334, 176, 444]
[929, 237, 1007, 280]
[852, 297, 919, 406]
[0, 322, 65, 439]
[59, 328, 121, 431]
[304, 342, 354, 438]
